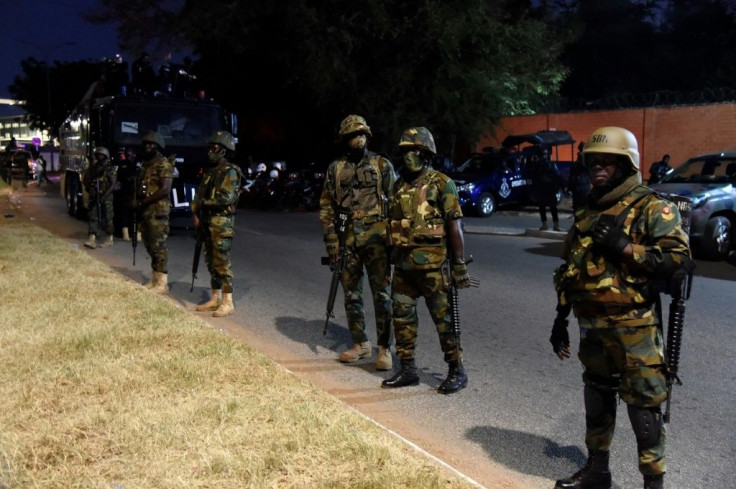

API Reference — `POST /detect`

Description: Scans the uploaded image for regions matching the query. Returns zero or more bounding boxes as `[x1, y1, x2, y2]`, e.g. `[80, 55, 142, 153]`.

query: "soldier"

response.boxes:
[550, 127, 692, 489]
[319, 115, 396, 371]
[135, 131, 173, 294]
[381, 127, 471, 395]
[83, 147, 117, 249]
[191, 131, 242, 317]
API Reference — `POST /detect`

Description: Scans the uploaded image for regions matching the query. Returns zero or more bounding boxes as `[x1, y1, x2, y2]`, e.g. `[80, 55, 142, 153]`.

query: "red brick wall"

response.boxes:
[475, 103, 736, 177]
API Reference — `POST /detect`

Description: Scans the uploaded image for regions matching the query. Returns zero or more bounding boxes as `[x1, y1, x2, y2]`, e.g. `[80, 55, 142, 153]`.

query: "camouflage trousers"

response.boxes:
[339, 240, 392, 347]
[391, 267, 460, 364]
[577, 323, 667, 475]
[88, 196, 114, 236]
[140, 210, 170, 273]
[203, 215, 235, 293]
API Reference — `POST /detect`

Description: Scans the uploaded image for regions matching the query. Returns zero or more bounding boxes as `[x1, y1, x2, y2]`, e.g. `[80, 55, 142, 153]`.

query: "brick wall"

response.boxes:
[475, 103, 736, 178]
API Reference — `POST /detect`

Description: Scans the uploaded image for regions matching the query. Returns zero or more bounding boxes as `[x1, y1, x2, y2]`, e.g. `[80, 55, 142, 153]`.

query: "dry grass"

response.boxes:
[0, 219, 477, 489]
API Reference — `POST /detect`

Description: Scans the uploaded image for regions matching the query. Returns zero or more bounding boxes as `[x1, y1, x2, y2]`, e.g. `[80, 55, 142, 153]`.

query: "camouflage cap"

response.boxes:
[398, 127, 437, 155]
[208, 131, 235, 151]
[142, 131, 165, 150]
[339, 115, 372, 138]
[93, 146, 110, 159]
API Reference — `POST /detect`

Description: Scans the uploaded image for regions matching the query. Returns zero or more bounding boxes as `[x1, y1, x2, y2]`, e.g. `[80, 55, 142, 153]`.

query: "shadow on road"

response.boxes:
[466, 425, 625, 489]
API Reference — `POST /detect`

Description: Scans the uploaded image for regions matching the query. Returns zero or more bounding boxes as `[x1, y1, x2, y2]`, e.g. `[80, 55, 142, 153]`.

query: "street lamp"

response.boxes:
[16, 40, 77, 171]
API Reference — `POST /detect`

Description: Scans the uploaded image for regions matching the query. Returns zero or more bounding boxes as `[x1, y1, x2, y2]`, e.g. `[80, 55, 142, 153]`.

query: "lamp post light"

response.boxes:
[17, 40, 76, 171]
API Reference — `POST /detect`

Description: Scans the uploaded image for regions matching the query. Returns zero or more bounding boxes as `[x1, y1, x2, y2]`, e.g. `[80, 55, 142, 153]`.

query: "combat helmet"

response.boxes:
[93, 146, 110, 159]
[398, 127, 437, 155]
[142, 131, 165, 150]
[339, 115, 372, 138]
[583, 126, 639, 171]
[208, 131, 235, 151]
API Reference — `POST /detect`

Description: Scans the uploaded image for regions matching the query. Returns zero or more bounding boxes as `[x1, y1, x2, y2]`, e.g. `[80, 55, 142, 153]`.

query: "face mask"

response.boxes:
[402, 150, 424, 174]
[208, 151, 221, 164]
[347, 133, 367, 150]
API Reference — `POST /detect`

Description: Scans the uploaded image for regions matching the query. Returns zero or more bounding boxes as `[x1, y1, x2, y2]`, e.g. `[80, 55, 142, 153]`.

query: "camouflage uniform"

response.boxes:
[389, 169, 464, 363]
[555, 178, 691, 477]
[319, 149, 396, 349]
[191, 159, 242, 293]
[84, 160, 117, 237]
[138, 150, 173, 273]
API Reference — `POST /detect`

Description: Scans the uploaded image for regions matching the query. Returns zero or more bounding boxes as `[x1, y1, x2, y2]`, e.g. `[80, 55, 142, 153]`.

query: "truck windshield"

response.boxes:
[113, 102, 221, 148]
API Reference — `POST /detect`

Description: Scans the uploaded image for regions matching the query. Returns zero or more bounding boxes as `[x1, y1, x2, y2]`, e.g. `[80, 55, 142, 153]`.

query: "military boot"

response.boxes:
[196, 289, 222, 312]
[99, 235, 114, 248]
[144, 274, 156, 289]
[382, 359, 419, 388]
[213, 292, 234, 317]
[338, 341, 371, 363]
[375, 346, 393, 371]
[437, 361, 468, 394]
[555, 450, 611, 489]
[149, 272, 168, 294]
[83, 234, 97, 249]
[643, 474, 664, 489]
[553, 221, 562, 231]
[539, 222, 549, 231]
[121, 227, 131, 241]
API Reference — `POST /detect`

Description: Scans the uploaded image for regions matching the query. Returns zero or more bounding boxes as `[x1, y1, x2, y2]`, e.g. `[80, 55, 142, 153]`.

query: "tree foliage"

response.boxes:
[82, 0, 569, 163]
[8, 59, 102, 139]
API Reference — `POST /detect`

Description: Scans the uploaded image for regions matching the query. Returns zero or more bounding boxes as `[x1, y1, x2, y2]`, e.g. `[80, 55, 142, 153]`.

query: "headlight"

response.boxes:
[691, 194, 708, 208]
[459, 183, 475, 193]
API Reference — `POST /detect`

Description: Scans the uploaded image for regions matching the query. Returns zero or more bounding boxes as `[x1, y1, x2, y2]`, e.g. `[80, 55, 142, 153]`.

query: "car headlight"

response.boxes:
[691, 194, 708, 209]
[459, 183, 475, 193]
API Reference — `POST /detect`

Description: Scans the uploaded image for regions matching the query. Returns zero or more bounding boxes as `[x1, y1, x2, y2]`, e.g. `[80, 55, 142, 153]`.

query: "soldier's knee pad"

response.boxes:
[584, 385, 617, 428]
[627, 404, 663, 451]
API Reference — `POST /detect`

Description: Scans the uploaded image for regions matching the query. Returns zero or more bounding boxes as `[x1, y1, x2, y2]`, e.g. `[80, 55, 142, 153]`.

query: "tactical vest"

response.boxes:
[138, 154, 173, 216]
[556, 186, 656, 307]
[85, 163, 118, 197]
[334, 152, 386, 220]
[389, 169, 450, 269]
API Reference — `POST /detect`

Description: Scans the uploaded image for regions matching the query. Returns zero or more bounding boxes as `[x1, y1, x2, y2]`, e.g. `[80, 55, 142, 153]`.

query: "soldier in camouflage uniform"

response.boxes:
[135, 131, 173, 294]
[550, 127, 692, 489]
[319, 115, 396, 370]
[83, 147, 117, 249]
[191, 131, 242, 317]
[381, 127, 471, 395]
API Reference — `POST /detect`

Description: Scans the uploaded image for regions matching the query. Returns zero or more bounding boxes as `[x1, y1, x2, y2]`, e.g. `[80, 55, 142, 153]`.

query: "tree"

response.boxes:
[8, 59, 103, 139]
[85, 0, 569, 163]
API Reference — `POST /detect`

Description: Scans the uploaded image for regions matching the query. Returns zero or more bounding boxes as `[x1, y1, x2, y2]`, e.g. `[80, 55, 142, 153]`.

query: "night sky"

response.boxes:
[0, 0, 120, 116]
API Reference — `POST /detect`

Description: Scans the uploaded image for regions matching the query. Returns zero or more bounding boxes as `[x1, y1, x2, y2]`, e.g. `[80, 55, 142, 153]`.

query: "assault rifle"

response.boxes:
[321, 209, 350, 336]
[131, 174, 143, 266]
[660, 194, 695, 424]
[94, 175, 103, 229]
[443, 255, 479, 368]
[191, 210, 206, 292]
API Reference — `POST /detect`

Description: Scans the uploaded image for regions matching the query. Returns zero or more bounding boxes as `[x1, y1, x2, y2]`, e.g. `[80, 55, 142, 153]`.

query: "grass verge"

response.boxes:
[0, 220, 477, 488]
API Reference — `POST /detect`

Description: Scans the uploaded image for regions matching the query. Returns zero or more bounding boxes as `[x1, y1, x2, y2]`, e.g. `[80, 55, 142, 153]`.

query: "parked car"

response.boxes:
[650, 151, 736, 261]
[451, 149, 531, 217]
[2, 149, 33, 185]
[451, 130, 574, 217]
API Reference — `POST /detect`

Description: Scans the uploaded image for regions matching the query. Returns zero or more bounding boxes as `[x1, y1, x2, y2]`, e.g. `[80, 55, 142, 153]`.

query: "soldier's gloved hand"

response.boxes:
[550, 316, 571, 360]
[451, 260, 471, 289]
[592, 217, 631, 255]
[325, 235, 339, 262]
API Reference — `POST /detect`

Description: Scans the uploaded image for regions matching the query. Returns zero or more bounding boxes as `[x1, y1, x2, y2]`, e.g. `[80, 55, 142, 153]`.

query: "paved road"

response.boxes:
[7, 182, 736, 489]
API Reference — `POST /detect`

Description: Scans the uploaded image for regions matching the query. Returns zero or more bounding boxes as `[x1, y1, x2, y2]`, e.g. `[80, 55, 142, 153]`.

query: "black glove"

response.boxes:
[592, 216, 631, 255]
[549, 316, 571, 359]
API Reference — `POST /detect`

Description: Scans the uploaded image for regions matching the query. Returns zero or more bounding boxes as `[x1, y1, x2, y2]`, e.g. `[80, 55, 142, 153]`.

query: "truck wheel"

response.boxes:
[65, 179, 76, 216]
[477, 192, 496, 217]
[700, 216, 732, 261]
